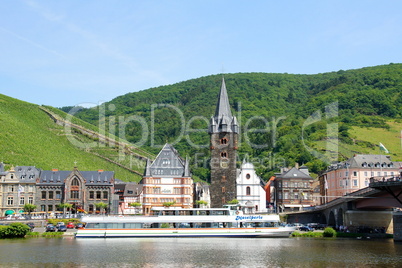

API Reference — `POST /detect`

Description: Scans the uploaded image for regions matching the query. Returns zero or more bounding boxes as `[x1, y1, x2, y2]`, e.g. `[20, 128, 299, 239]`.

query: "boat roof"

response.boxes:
[81, 214, 280, 223]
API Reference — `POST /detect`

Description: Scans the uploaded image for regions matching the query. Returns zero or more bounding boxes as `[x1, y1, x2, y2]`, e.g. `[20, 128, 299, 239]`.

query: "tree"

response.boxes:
[195, 200, 208, 208]
[95, 202, 108, 215]
[163, 201, 176, 207]
[128, 202, 142, 214]
[23, 204, 37, 218]
[227, 199, 239, 204]
[57, 203, 73, 216]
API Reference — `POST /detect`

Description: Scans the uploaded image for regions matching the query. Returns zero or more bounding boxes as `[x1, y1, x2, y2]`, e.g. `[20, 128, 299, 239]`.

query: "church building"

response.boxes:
[236, 161, 267, 213]
[208, 78, 239, 207]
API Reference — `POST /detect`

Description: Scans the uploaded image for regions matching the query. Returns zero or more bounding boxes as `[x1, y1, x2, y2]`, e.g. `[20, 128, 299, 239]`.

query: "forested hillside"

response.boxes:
[68, 63, 402, 181]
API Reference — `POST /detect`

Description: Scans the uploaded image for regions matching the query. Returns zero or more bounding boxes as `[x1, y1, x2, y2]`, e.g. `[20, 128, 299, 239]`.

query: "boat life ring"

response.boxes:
[236, 211, 240, 215]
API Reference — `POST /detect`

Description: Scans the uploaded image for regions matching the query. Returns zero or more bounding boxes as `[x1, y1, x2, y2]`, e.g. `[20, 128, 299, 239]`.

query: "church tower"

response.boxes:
[209, 78, 239, 208]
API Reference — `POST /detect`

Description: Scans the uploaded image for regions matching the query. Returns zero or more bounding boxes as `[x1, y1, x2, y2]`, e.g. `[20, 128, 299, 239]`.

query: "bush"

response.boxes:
[0, 223, 30, 238]
[323, 227, 337, 237]
[0, 225, 8, 238]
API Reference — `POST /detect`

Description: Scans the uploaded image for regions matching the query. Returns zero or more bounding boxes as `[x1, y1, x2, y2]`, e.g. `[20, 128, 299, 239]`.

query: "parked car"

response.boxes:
[56, 222, 65, 228]
[75, 223, 85, 229]
[46, 224, 56, 232]
[26, 222, 35, 231]
[307, 223, 319, 230]
[299, 225, 314, 232]
[57, 225, 67, 232]
[66, 222, 75, 229]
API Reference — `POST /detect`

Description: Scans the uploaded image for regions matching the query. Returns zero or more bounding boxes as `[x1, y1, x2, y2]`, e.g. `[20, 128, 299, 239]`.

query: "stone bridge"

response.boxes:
[286, 177, 402, 241]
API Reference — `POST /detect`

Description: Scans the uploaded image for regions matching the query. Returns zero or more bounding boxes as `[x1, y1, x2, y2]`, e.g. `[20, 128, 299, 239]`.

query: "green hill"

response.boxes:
[0, 94, 148, 181]
[72, 63, 402, 180]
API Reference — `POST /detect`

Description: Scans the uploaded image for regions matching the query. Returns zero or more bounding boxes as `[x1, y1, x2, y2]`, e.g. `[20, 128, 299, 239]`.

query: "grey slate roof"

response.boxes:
[276, 167, 313, 180]
[0, 163, 5, 175]
[346, 154, 394, 168]
[15, 166, 40, 182]
[327, 154, 399, 170]
[124, 183, 143, 197]
[209, 78, 238, 133]
[39, 169, 114, 185]
[144, 143, 190, 177]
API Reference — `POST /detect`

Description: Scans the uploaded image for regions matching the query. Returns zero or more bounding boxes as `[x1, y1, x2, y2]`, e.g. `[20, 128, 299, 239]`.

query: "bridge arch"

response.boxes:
[328, 211, 336, 227]
[337, 208, 344, 227]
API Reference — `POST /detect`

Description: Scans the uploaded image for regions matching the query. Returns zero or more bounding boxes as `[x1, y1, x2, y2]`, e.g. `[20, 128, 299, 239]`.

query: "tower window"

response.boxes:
[220, 152, 228, 158]
[71, 178, 80, 186]
[246, 174, 250, 179]
[246, 186, 251, 195]
[221, 176, 227, 182]
[220, 138, 228, 145]
[222, 187, 226, 193]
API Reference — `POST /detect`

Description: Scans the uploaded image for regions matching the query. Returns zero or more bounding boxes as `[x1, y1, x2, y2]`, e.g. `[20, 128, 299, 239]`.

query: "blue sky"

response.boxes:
[1, 0, 402, 107]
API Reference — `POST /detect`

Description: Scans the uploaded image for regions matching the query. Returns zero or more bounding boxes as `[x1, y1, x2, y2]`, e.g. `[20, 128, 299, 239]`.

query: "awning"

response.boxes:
[5, 210, 14, 216]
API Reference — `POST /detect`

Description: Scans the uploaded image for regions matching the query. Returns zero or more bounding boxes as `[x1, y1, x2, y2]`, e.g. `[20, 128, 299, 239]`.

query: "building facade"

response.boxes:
[273, 166, 315, 212]
[236, 161, 267, 213]
[0, 165, 39, 217]
[37, 167, 115, 215]
[208, 78, 239, 207]
[319, 154, 402, 203]
[115, 181, 143, 215]
[193, 182, 210, 208]
[141, 143, 193, 215]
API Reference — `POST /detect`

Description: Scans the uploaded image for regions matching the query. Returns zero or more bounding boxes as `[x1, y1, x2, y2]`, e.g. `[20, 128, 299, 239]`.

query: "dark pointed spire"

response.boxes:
[214, 77, 232, 118]
[209, 77, 238, 133]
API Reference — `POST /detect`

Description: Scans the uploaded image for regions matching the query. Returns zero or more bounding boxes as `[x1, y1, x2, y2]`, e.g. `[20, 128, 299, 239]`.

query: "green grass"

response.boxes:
[0, 94, 144, 181]
[292, 231, 324, 237]
[349, 120, 402, 161]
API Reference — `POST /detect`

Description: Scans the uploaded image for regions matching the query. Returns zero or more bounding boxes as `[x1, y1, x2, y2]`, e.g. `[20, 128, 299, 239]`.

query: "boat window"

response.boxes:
[93, 223, 107, 229]
[124, 223, 142, 229]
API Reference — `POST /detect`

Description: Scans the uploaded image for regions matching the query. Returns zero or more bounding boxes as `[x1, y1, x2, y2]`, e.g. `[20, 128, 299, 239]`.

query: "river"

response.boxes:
[0, 237, 401, 267]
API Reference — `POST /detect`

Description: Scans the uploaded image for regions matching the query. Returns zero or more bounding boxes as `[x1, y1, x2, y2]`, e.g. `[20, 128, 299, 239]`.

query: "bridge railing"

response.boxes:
[369, 176, 402, 187]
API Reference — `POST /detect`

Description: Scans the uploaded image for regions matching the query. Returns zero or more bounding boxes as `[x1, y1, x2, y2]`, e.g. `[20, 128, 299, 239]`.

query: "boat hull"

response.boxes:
[75, 227, 295, 238]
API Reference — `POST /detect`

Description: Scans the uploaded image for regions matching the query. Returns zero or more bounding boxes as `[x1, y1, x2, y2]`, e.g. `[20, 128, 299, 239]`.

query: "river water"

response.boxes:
[0, 237, 401, 267]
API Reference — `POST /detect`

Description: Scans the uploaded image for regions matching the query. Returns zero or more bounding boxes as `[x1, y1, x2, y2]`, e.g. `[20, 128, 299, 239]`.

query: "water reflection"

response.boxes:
[0, 237, 401, 267]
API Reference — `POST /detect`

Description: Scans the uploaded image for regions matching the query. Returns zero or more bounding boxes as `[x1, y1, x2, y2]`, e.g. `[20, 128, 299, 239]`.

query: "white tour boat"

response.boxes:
[75, 207, 295, 238]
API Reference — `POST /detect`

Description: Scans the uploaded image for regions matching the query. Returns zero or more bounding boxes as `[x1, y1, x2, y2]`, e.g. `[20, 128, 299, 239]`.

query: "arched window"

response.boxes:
[246, 174, 250, 179]
[220, 152, 227, 158]
[71, 178, 80, 186]
[246, 186, 251, 195]
[220, 138, 228, 145]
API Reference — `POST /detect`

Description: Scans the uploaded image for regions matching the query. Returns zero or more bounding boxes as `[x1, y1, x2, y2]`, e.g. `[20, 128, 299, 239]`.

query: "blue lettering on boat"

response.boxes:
[235, 215, 263, 221]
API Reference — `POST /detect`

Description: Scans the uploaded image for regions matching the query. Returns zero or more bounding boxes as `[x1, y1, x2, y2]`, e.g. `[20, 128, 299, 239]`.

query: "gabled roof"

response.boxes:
[276, 167, 313, 180]
[124, 183, 143, 197]
[144, 143, 190, 177]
